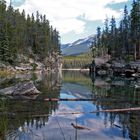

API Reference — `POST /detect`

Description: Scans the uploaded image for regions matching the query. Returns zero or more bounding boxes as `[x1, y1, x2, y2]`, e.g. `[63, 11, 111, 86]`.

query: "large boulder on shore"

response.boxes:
[13, 81, 40, 95]
[95, 55, 110, 66]
[0, 86, 15, 95]
[0, 81, 40, 96]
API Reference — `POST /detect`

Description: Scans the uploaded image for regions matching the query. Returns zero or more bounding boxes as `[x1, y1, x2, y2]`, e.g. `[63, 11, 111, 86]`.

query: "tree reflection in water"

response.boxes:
[0, 71, 140, 140]
[91, 75, 140, 139]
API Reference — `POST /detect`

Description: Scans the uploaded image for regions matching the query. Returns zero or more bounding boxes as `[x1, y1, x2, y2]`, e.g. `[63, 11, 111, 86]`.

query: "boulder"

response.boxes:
[13, 81, 40, 95]
[111, 62, 125, 69]
[97, 70, 107, 76]
[127, 60, 140, 72]
[95, 55, 110, 66]
[0, 86, 15, 95]
[0, 81, 40, 96]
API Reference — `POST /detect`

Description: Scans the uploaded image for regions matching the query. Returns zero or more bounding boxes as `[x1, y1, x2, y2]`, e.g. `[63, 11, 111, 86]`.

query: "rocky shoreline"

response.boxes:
[90, 60, 140, 77]
[0, 53, 62, 75]
[0, 53, 62, 99]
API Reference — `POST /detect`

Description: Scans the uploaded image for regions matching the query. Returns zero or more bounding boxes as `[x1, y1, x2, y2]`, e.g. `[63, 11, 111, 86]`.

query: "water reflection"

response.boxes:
[91, 76, 140, 140]
[0, 71, 140, 140]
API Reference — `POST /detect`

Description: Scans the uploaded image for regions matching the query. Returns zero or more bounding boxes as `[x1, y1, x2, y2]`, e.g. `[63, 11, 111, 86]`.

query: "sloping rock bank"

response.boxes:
[0, 81, 40, 99]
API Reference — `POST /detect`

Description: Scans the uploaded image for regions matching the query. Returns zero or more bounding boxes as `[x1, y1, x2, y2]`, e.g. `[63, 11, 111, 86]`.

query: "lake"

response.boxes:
[0, 71, 140, 140]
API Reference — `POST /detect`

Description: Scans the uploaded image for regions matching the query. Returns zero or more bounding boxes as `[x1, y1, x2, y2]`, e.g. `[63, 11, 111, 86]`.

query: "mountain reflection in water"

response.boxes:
[0, 71, 140, 140]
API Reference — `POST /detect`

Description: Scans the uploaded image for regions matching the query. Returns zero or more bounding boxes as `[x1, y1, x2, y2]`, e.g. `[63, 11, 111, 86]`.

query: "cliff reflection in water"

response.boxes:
[0, 71, 140, 140]
[0, 72, 62, 140]
[91, 76, 140, 140]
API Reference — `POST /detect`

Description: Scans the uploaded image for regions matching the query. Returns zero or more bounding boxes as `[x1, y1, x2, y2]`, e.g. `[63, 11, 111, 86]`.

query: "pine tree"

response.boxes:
[131, 0, 140, 59]
[2, 33, 10, 62]
[123, 5, 130, 54]
[110, 16, 116, 58]
[96, 26, 101, 48]
[0, 40, 3, 61]
[104, 17, 110, 54]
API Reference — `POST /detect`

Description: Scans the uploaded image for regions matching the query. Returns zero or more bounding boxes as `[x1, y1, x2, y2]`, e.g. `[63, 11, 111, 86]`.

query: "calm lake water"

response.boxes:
[0, 71, 140, 140]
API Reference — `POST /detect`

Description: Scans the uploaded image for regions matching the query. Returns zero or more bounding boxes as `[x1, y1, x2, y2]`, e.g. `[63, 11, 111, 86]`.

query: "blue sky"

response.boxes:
[6, 0, 132, 44]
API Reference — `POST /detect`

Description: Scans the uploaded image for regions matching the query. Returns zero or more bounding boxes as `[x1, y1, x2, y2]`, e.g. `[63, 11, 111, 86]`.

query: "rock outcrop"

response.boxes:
[0, 52, 62, 73]
[90, 59, 140, 77]
[0, 81, 40, 97]
[45, 52, 62, 72]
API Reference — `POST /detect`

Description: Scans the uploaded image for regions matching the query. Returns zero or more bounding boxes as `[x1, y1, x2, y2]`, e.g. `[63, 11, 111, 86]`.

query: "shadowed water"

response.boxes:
[0, 71, 140, 140]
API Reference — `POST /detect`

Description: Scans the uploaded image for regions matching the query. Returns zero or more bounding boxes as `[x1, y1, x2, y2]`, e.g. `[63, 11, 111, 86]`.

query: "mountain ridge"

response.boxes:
[61, 35, 94, 56]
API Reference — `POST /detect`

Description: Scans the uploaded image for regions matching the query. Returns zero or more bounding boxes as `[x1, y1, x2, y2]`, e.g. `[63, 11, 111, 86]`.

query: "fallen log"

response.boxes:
[68, 107, 140, 115]
[44, 98, 129, 102]
[31, 107, 140, 118]
[44, 98, 97, 101]
[44, 98, 140, 102]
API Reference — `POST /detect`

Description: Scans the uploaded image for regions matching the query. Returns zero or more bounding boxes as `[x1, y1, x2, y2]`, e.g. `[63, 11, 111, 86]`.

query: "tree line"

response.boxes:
[0, 0, 60, 65]
[93, 0, 140, 61]
[63, 53, 92, 69]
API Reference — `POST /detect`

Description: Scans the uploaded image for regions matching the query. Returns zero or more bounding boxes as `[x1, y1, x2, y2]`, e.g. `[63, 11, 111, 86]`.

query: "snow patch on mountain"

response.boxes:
[61, 35, 94, 56]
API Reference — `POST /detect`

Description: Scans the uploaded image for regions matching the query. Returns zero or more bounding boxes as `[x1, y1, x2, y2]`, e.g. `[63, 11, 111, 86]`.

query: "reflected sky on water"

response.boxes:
[0, 71, 140, 140]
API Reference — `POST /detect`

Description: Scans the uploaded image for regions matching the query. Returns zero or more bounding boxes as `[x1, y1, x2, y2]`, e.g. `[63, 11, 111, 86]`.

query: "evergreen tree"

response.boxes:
[103, 17, 110, 54]
[0, 1, 61, 64]
[131, 0, 140, 60]
[96, 26, 101, 48]
[122, 5, 130, 54]
[2, 33, 10, 62]
[110, 16, 116, 58]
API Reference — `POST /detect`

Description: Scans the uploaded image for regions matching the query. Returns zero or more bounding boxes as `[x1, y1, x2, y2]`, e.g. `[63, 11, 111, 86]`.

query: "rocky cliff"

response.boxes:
[0, 52, 62, 74]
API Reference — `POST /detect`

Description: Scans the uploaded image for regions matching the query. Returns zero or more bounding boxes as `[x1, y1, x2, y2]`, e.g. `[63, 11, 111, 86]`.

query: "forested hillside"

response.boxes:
[63, 53, 92, 69]
[92, 0, 140, 61]
[0, 0, 60, 65]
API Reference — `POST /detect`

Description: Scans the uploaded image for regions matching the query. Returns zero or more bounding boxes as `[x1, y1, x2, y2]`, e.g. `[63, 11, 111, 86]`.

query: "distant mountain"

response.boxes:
[61, 35, 94, 56]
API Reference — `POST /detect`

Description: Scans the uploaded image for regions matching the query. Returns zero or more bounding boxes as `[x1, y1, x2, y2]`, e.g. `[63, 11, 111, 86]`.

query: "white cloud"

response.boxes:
[7, 0, 128, 35]
[53, 19, 86, 34]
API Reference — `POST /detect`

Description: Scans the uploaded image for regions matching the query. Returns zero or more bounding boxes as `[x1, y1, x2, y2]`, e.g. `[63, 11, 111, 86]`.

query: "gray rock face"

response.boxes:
[45, 52, 62, 72]
[0, 81, 40, 96]
[13, 81, 40, 95]
[0, 86, 15, 95]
